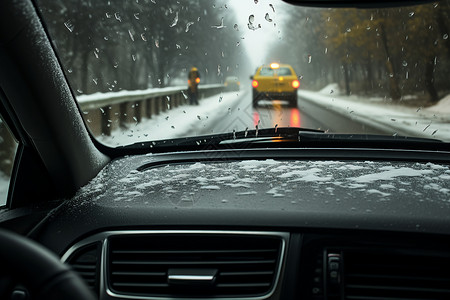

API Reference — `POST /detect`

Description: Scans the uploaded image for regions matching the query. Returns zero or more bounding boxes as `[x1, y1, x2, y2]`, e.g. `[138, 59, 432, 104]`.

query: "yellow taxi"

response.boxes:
[250, 63, 300, 107]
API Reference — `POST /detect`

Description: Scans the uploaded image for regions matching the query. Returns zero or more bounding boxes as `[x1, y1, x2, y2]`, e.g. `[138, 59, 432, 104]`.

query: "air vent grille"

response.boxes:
[66, 243, 100, 294]
[344, 249, 450, 300]
[107, 233, 283, 298]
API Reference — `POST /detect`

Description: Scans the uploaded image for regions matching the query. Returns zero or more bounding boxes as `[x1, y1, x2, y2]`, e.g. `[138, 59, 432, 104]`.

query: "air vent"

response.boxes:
[314, 247, 450, 300]
[66, 243, 101, 295]
[107, 233, 284, 298]
[344, 249, 450, 300]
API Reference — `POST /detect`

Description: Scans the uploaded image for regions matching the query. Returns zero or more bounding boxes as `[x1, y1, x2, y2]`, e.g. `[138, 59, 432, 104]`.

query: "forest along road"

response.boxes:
[198, 89, 387, 135]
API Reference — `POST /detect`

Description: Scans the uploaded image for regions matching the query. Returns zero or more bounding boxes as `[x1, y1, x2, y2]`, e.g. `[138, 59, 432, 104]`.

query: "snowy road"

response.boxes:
[196, 88, 387, 136]
[99, 85, 448, 146]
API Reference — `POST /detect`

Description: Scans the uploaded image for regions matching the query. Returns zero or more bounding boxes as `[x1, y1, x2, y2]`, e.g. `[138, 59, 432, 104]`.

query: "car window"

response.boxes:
[259, 67, 275, 76]
[276, 68, 292, 76]
[0, 115, 18, 206]
[36, 0, 450, 147]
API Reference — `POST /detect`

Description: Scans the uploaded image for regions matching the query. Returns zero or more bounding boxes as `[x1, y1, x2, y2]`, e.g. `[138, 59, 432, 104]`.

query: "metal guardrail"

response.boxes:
[78, 85, 224, 136]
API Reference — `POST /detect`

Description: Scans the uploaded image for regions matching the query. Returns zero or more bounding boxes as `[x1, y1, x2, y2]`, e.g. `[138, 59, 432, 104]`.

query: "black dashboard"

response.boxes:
[27, 150, 450, 300]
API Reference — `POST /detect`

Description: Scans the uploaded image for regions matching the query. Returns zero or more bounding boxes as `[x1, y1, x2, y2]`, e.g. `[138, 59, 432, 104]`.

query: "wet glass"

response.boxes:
[36, 0, 450, 146]
[0, 115, 18, 206]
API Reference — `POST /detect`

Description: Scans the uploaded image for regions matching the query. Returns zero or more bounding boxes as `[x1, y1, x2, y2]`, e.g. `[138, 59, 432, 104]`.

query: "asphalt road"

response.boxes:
[200, 89, 387, 135]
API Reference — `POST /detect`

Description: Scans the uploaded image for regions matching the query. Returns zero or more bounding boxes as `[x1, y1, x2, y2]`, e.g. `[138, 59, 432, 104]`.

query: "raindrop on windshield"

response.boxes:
[197, 115, 201, 120]
[104, 36, 109, 41]
[402, 61, 408, 67]
[64, 20, 74, 32]
[92, 78, 98, 85]
[181, 91, 188, 99]
[141, 33, 147, 41]
[93, 51, 99, 59]
[254, 0, 258, 3]
[211, 17, 226, 29]
[132, 54, 137, 61]
[274, 124, 278, 133]
[185, 22, 194, 32]
[217, 65, 221, 76]
[269, 4, 275, 12]
[105, 12, 112, 19]
[233, 24, 239, 31]
[228, 108, 231, 115]
[134, 13, 139, 20]
[155, 40, 159, 48]
[128, 29, 135, 41]
[232, 129, 236, 140]
[170, 12, 179, 27]
[114, 12, 122, 22]
[307, 55, 312, 63]
[265, 13, 272, 22]
[444, 34, 449, 40]
[176, 44, 181, 49]
[408, 12, 415, 17]
[150, 0, 156, 3]
[67, 68, 73, 73]
[219, 95, 223, 102]
[236, 41, 240, 46]
[244, 127, 249, 137]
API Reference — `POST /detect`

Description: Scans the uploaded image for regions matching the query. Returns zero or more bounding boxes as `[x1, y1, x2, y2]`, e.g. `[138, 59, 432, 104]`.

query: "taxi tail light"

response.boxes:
[252, 80, 259, 88]
[292, 80, 300, 89]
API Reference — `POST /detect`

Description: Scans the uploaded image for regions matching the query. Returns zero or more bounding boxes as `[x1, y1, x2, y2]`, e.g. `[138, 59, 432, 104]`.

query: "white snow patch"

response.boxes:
[367, 189, 391, 197]
[349, 167, 433, 183]
[200, 185, 221, 190]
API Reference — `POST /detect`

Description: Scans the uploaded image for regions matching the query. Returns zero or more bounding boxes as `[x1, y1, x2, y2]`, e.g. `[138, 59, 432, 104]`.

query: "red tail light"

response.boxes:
[252, 80, 259, 88]
[292, 80, 300, 89]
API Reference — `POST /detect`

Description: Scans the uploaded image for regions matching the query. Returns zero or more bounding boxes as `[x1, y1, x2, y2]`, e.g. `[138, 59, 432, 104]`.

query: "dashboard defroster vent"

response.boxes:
[65, 243, 101, 295]
[107, 233, 285, 298]
[343, 249, 450, 300]
[314, 247, 450, 300]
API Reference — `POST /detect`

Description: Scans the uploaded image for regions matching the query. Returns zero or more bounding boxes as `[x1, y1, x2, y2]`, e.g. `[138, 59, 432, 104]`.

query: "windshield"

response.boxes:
[36, 0, 450, 146]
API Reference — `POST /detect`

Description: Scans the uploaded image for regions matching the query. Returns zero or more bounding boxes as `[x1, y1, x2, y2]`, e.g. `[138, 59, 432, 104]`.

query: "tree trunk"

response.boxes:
[425, 56, 439, 103]
[379, 23, 401, 101]
[342, 62, 350, 96]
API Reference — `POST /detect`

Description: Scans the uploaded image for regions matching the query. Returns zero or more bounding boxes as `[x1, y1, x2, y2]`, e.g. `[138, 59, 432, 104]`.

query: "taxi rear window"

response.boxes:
[277, 68, 292, 75]
[259, 68, 275, 76]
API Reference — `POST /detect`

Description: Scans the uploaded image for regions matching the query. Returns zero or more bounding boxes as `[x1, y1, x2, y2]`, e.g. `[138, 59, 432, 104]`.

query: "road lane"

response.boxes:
[201, 89, 388, 135]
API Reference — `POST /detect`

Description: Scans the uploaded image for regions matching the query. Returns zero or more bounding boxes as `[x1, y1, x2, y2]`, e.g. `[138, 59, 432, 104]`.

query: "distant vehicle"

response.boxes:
[251, 63, 300, 108]
[224, 76, 240, 92]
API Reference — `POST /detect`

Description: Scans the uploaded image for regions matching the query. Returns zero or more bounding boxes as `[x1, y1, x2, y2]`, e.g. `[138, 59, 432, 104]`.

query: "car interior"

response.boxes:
[1, 0, 450, 299]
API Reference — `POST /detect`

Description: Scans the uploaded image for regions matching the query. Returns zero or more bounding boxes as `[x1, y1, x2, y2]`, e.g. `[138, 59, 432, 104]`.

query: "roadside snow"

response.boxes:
[300, 84, 450, 141]
[100, 90, 245, 146]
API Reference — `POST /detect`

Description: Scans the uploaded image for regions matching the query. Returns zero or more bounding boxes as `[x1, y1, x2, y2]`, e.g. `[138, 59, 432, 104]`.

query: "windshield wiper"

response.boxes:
[115, 127, 448, 155]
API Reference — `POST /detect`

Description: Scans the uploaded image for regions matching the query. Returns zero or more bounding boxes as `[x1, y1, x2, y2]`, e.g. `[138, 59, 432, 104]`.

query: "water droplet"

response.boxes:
[432, 129, 438, 135]
[165, 116, 169, 121]
[307, 55, 312, 63]
[133, 116, 138, 122]
[219, 95, 223, 102]
[94, 51, 99, 59]
[150, 0, 156, 3]
[244, 127, 249, 137]
[131, 54, 137, 61]
[99, 107, 104, 114]
[185, 21, 194, 32]
[221, 199, 228, 203]
[269, 4, 275, 12]
[236, 41, 240, 46]
[254, 0, 258, 3]
[171, 125, 175, 129]
[346, 28, 351, 32]
[197, 115, 201, 120]
[228, 107, 231, 115]
[113, 62, 119, 68]
[217, 65, 221, 76]
[104, 36, 109, 41]
[114, 12, 122, 22]
[211, 17, 226, 29]
[105, 12, 112, 19]
[274, 124, 278, 132]
[233, 24, 239, 31]
[134, 13, 139, 20]
[232, 129, 236, 140]
[265, 13, 272, 22]
[155, 40, 159, 48]
[92, 78, 98, 85]
[67, 68, 73, 73]
[128, 29, 135, 41]
[408, 12, 415, 17]
[443, 34, 449, 40]
[170, 12, 179, 27]
[64, 20, 74, 32]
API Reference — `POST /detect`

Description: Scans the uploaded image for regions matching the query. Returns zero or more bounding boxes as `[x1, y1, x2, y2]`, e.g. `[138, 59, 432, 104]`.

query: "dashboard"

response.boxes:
[29, 150, 450, 300]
